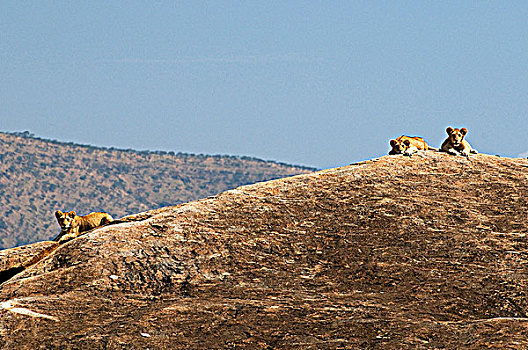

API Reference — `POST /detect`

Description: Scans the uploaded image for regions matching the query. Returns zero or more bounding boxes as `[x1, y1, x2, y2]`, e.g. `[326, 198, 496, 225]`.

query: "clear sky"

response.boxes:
[1, 2, 528, 168]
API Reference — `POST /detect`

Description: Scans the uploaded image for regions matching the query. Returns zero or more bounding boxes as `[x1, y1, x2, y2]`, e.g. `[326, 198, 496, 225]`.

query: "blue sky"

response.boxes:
[1, 2, 527, 168]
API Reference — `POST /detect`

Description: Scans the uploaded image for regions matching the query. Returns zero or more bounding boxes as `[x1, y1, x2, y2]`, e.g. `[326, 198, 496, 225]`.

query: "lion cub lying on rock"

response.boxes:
[389, 136, 436, 157]
[441, 127, 478, 157]
[54, 210, 113, 243]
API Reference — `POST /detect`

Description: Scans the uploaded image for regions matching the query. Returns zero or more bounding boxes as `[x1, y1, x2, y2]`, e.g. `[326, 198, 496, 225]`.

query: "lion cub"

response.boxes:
[441, 127, 478, 157]
[389, 136, 433, 157]
[54, 210, 113, 243]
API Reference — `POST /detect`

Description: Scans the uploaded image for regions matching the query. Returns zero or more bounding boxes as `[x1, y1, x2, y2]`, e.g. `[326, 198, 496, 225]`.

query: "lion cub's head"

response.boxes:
[390, 138, 412, 154]
[55, 210, 77, 231]
[446, 127, 467, 147]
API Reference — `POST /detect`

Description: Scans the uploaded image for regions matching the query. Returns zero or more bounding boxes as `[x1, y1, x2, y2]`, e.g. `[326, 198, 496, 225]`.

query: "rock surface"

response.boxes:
[0, 241, 58, 272]
[1, 152, 528, 349]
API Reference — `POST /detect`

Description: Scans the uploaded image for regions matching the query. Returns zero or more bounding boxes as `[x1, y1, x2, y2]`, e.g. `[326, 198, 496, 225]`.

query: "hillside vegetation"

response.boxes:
[0, 131, 314, 248]
[1, 152, 528, 348]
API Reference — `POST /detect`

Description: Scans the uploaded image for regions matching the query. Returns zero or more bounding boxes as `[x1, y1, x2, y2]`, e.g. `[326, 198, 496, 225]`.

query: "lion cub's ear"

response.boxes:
[446, 127, 454, 135]
[69, 211, 76, 217]
[403, 139, 411, 146]
[55, 210, 63, 219]
[390, 139, 397, 147]
[460, 128, 467, 135]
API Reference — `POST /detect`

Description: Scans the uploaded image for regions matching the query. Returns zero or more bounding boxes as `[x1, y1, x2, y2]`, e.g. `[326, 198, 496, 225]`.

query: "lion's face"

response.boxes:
[390, 139, 411, 154]
[447, 127, 467, 147]
[55, 211, 76, 230]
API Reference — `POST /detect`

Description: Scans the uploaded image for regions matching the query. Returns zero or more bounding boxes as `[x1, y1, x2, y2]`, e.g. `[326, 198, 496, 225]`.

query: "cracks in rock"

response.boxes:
[0, 244, 59, 286]
[149, 222, 168, 237]
[0, 266, 25, 285]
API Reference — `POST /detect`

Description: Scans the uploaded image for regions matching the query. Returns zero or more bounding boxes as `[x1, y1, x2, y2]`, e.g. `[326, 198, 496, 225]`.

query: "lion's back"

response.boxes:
[78, 212, 113, 231]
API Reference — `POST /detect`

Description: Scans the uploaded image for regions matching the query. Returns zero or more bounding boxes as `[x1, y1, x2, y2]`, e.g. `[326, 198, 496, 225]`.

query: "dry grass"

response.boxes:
[0, 132, 313, 248]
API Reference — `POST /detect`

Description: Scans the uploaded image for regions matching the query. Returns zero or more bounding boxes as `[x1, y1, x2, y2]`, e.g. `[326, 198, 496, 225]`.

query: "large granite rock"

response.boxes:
[1, 152, 528, 348]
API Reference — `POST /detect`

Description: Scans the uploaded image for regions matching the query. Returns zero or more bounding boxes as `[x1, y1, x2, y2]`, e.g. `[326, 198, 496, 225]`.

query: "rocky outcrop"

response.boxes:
[1, 152, 528, 349]
[0, 241, 58, 272]
[0, 241, 58, 284]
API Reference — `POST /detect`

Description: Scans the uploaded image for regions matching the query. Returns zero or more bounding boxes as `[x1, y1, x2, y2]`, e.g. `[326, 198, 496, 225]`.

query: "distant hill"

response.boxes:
[1, 152, 528, 348]
[0, 131, 315, 248]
